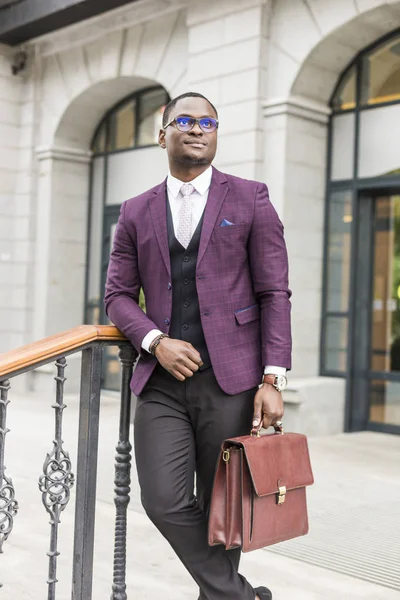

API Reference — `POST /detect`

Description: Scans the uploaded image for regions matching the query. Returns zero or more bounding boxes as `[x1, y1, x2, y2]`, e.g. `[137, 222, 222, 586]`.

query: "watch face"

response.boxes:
[276, 375, 287, 391]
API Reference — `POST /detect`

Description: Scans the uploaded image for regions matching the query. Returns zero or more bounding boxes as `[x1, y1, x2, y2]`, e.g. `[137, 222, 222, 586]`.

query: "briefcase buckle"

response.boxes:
[277, 485, 287, 505]
[222, 450, 230, 463]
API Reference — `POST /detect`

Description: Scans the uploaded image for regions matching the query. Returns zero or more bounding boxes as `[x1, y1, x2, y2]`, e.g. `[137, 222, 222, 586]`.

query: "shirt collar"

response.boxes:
[167, 166, 213, 198]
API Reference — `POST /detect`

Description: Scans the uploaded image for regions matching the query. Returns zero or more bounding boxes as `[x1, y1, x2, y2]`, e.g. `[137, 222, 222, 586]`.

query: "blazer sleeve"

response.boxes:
[247, 183, 292, 369]
[104, 201, 159, 355]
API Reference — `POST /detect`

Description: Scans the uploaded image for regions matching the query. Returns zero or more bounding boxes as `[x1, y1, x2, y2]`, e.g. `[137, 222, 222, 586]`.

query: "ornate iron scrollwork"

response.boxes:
[38, 357, 74, 599]
[0, 379, 18, 561]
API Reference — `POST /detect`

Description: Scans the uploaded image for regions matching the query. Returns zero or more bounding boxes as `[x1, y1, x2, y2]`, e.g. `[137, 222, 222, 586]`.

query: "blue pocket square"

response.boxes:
[220, 219, 234, 227]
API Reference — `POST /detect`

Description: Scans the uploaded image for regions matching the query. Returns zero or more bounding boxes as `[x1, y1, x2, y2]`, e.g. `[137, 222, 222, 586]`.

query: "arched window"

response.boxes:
[85, 85, 169, 388]
[322, 31, 400, 432]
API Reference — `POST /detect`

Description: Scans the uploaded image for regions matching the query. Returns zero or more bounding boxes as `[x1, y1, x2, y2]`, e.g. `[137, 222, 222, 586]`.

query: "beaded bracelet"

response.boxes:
[150, 333, 169, 356]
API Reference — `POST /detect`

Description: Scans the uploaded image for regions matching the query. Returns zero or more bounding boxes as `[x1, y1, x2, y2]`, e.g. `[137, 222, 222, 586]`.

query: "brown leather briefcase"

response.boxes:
[208, 427, 314, 552]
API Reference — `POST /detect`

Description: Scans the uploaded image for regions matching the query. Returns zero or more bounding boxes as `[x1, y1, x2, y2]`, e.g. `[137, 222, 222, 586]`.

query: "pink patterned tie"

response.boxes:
[176, 183, 195, 249]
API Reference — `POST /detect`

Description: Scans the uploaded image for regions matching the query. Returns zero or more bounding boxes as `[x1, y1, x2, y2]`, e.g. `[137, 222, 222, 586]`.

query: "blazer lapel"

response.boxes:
[149, 180, 171, 276]
[197, 167, 228, 268]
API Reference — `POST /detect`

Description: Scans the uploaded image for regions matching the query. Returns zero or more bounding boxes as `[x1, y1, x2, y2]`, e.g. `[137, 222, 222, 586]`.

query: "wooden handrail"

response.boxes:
[0, 325, 127, 378]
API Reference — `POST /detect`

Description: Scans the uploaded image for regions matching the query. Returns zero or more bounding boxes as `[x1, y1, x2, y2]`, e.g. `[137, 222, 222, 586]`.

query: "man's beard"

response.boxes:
[176, 154, 210, 166]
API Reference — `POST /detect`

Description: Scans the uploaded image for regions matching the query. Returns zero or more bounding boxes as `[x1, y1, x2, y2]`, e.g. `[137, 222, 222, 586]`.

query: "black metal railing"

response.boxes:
[0, 326, 135, 600]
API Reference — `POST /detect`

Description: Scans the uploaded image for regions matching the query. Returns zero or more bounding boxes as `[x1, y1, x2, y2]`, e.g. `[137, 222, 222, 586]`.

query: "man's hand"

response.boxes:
[252, 384, 284, 433]
[155, 338, 203, 381]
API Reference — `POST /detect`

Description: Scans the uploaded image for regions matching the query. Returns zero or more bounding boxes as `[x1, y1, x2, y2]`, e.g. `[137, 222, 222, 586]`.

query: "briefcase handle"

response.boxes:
[251, 421, 284, 437]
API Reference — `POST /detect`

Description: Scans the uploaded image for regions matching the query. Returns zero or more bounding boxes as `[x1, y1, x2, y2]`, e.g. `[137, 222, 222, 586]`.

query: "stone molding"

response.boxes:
[36, 145, 92, 164]
[28, 0, 188, 57]
[263, 96, 331, 124]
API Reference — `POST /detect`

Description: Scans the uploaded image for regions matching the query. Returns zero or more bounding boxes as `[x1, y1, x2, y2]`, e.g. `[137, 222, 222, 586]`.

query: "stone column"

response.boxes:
[0, 45, 24, 353]
[263, 96, 331, 377]
[34, 146, 92, 341]
[186, 0, 271, 181]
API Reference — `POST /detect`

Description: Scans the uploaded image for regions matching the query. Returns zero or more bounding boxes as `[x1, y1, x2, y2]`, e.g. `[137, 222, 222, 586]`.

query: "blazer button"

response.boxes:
[164, 318, 170, 325]
[167, 282, 172, 290]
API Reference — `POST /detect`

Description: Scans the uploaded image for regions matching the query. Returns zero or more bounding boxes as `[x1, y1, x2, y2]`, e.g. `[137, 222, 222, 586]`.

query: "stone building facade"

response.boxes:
[1, 0, 400, 435]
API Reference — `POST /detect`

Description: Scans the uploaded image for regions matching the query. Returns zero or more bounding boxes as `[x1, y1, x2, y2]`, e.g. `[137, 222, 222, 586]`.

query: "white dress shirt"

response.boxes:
[141, 166, 286, 377]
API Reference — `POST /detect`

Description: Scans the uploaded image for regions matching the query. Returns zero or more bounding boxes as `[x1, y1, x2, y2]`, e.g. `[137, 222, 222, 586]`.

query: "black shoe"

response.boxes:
[254, 586, 272, 600]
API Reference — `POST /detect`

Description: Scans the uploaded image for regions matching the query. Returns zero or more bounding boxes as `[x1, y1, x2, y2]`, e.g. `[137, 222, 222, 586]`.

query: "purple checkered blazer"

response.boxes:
[104, 167, 291, 396]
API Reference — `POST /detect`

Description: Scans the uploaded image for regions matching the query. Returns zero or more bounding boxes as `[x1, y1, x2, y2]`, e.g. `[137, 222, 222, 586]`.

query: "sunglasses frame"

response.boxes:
[164, 115, 219, 133]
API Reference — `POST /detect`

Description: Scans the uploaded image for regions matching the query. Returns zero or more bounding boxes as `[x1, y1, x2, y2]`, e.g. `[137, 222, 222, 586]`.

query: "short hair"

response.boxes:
[162, 92, 218, 128]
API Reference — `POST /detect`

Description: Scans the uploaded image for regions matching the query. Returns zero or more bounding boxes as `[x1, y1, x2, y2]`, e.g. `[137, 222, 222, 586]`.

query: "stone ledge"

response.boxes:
[282, 376, 346, 436]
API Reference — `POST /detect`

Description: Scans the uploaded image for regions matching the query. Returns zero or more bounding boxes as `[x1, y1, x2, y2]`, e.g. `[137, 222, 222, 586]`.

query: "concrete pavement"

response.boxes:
[1, 388, 399, 600]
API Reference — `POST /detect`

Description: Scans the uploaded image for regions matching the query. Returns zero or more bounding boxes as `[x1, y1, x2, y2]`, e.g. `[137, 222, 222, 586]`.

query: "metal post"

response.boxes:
[0, 379, 18, 586]
[110, 345, 135, 600]
[39, 357, 75, 600]
[71, 345, 102, 600]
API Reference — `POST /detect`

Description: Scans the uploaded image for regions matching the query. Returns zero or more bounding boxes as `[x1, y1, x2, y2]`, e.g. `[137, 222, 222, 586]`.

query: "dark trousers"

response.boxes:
[134, 365, 257, 600]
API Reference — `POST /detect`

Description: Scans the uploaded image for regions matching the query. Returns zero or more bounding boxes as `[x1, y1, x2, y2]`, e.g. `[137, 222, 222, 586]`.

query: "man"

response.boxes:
[104, 92, 291, 600]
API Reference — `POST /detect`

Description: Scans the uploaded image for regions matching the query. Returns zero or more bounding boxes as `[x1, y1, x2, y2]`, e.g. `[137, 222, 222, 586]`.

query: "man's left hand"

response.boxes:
[252, 383, 284, 433]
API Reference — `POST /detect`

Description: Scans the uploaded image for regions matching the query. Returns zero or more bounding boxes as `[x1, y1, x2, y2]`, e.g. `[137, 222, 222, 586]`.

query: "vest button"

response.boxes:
[183, 256, 189, 262]
[183, 278, 189, 285]
[184, 302, 189, 308]
[164, 318, 170, 325]
[182, 324, 189, 330]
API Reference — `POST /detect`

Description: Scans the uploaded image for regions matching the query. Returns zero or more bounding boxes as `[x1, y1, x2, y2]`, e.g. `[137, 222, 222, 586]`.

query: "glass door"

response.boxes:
[352, 192, 400, 433]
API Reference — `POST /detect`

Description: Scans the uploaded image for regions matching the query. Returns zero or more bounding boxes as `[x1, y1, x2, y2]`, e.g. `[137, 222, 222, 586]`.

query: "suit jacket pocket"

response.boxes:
[215, 223, 248, 235]
[234, 304, 260, 325]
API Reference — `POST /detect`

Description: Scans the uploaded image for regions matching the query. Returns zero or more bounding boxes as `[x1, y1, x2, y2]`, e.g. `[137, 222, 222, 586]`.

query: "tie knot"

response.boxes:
[180, 183, 195, 198]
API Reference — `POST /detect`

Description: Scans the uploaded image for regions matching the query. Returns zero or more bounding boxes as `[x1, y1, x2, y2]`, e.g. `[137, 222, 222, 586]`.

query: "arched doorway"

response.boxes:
[321, 30, 400, 433]
[85, 85, 169, 389]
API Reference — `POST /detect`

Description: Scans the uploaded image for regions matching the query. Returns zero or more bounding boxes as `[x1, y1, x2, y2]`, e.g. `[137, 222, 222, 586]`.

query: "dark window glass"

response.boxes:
[92, 124, 106, 154]
[370, 195, 400, 373]
[326, 190, 353, 312]
[137, 89, 168, 146]
[108, 100, 136, 151]
[324, 317, 349, 372]
[332, 66, 356, 111]
[361, 35, 400, 106]
[369, 379, 400, 426]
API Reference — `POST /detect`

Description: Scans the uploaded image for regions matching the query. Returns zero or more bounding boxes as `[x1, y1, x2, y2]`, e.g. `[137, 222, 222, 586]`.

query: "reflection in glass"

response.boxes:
[109, 101, 135, 151]
[371, 195, 400, 373]
[326, 190, 353, 312]
[361, 35, 400, 105]
[369, 379, 400, 426]
[324, 317, 348, 372]
[138, 89, 168, 146]
[332, 66, 357, 111]
[358, 104, 400, 178]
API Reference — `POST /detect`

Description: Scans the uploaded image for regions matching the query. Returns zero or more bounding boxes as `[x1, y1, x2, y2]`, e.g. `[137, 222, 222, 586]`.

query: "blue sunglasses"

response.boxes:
[164, 115, 219, 133]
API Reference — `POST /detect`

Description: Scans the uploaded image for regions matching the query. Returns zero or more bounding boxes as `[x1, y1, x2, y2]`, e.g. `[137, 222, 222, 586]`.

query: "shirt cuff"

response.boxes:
[142, 329, 163, 353]
[264, 365, 287, 375]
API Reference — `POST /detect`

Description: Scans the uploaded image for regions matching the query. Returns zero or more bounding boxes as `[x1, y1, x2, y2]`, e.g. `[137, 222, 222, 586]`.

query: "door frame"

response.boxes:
[349, 186, 400, 435]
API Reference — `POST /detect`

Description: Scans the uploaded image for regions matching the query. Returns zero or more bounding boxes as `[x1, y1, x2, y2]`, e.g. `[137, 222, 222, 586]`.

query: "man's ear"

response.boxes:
[158, 128, 166, 149]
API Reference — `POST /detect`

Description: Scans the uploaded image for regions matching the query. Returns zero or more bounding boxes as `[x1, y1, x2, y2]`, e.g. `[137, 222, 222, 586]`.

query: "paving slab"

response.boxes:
[1, 389, 399, 600]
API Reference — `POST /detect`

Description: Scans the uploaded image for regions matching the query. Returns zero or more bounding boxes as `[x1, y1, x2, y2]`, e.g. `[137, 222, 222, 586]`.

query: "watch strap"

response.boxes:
[262, 374, 276, 386]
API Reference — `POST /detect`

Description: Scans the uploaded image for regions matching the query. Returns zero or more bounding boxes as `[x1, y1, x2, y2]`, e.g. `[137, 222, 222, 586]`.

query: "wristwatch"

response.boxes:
[263, 373, 287, 392]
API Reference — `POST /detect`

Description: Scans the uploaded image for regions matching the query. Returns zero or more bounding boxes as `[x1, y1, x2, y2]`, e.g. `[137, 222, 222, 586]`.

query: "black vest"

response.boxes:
[167, 198, 211, 369]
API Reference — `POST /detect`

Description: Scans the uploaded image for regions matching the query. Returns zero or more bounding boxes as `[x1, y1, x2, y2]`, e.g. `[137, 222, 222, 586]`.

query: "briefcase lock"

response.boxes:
[277, 484, 287, 505]
[222, 450, 230, 463]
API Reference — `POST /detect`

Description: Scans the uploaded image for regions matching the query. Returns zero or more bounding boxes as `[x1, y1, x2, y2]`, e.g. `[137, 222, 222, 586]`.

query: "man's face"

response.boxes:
[159, 97, 218, 166]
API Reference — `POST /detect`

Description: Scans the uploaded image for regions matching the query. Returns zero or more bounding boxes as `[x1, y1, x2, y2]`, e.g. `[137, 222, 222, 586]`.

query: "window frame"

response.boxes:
[321, 28, 400, 379]
[91, 85, 169, 156]
[84, 85, 170, 327]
